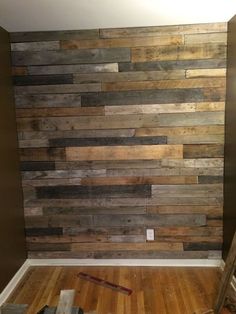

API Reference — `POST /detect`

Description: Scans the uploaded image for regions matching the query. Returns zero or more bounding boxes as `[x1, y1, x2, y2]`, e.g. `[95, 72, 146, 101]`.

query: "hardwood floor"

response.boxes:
[7, 266, 225, 314]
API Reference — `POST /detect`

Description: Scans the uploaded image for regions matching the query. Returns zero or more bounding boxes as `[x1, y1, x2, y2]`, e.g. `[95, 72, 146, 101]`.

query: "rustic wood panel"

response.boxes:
[119, 59, 226, 72]
[11, 22, 226, 259]
[81, 88, 225, 106]
[12, 48, 131, 66]
[28, 63, 119, 75]
[61, 35, 183, 49]
[100, 23, 227, 38]
[66, 145, 183, 161]
[131, 44, 226, 63]
[102, 78, 226, 92]
[15, 94, 81, 108]
[74, 70, 185, 83]
[10, 29, 100, 42]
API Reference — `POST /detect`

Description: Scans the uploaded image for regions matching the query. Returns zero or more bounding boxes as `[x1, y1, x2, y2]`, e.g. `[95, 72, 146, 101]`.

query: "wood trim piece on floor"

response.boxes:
[0, 258, 222, 307]
[0, 260, 30, 306]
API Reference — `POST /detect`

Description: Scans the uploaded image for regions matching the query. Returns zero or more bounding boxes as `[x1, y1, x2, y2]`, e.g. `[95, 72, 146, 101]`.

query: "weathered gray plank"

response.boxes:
[11, 48, 131, 66]
[19, 129, 135, 140]
[15, 94, 81, 108]
[28, 63, 119, 75]
[74, 70, 185, 83]
[43, 206, 146, 215]
[11, 41, 60, 51]
[93, 214, 206, 227]
[20, 161, 55, 171]
[0, 304, 28, 314]
[118, 59, 226, 72]
[10, 29, 99, 42]
[81, 88, 225, 106]
[22, 169, 106, 180]
[14, 83, 101, 95]
[152, 184, 223, 198]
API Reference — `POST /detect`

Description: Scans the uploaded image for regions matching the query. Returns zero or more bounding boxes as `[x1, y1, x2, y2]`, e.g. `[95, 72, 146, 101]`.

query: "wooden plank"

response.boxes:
[80, 176, 198, 186]
[19, 139, 49, 148]
[17, 114, 169, 131]
[14, 83, 101, 94]
[100, 23, 227, 38]
[185, 32, 227, 44]
[152, 184, 222, 198]
[144, 205, 222, 215]
[36, 184, 151, 199]
[131, 44, 226, 62]
[157, 112, 224, 127]
[23, 178, 82, 186]
[15, 94, 81, 108]
[10, 29, 99, 42]
[186, 68, 226, 78]
[11, 41, 60, 51]
[81, 88, 225, 106]
[22, 169, 106, 180]
[25, 215, 93, 228]
[16, 107, 104, 118]
[55, 159, 162, 170]
[92, 214, 206, 227]
[160, 158, 223, 168]
[119, 59, 226, 72]
[20, 148, 66, 161]
[49, 136, 167, 147]
[135, 125, 224, 137]
[184, 242, 222, 251]
[26, 227, 63, 236]
[154, 226, 223, 236]
[20, 161, 55, 171]
[28, 63, 119, 75]
[11, 48, 131, 66]
[20, 130, 135, 142]
[104, 102, 224, 115]
[12, 66, 28, 76]
[13, 74, 73, 86]
[55, 289, 75, 314]
[0, 304, 28, 314]
[195, 101, 225, 111]
[167, 134, 224, 144]
[105, 103, 196, 115]
[147, 197, 222, 206]
[66, 145, 183, 161]
[198, 176, 223, 184]
[71, 242, 183, 251]
[43, 206, 146, 215]
[61, 35, 183, 49]
[183, 144, 224, 158]
[102, 78, 226, 92]
[74, 70, 185, 83]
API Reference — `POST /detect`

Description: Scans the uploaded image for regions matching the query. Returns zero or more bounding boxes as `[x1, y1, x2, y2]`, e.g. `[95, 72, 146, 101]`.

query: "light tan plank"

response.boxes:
[66, 145, 183, 161]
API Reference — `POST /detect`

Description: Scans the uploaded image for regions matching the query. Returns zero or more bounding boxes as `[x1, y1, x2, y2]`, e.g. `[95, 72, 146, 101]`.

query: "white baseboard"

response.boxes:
[28, 258, 222, 267]
[0, 260, 30, 306]
[0, 258, 223, 307]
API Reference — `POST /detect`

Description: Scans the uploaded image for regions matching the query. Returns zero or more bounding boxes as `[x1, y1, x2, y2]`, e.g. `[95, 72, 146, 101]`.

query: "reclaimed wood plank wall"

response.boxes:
[10, 22, 227, 259]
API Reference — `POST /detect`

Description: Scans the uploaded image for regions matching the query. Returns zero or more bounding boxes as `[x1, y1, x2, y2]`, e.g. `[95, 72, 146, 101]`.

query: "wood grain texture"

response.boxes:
[131, 44, 226, 63]
[6, 266, 223, 313]
[61, 35, 183, 49]
[12, 23, 226, 259]
[66, 145, 183, 161]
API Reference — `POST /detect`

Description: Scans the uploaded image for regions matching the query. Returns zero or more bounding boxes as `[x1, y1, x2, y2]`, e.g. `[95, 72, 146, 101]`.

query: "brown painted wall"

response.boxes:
[10, 22, 226, 259]
[223, 15, 236, 259]
[0, 26, 26, 292]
